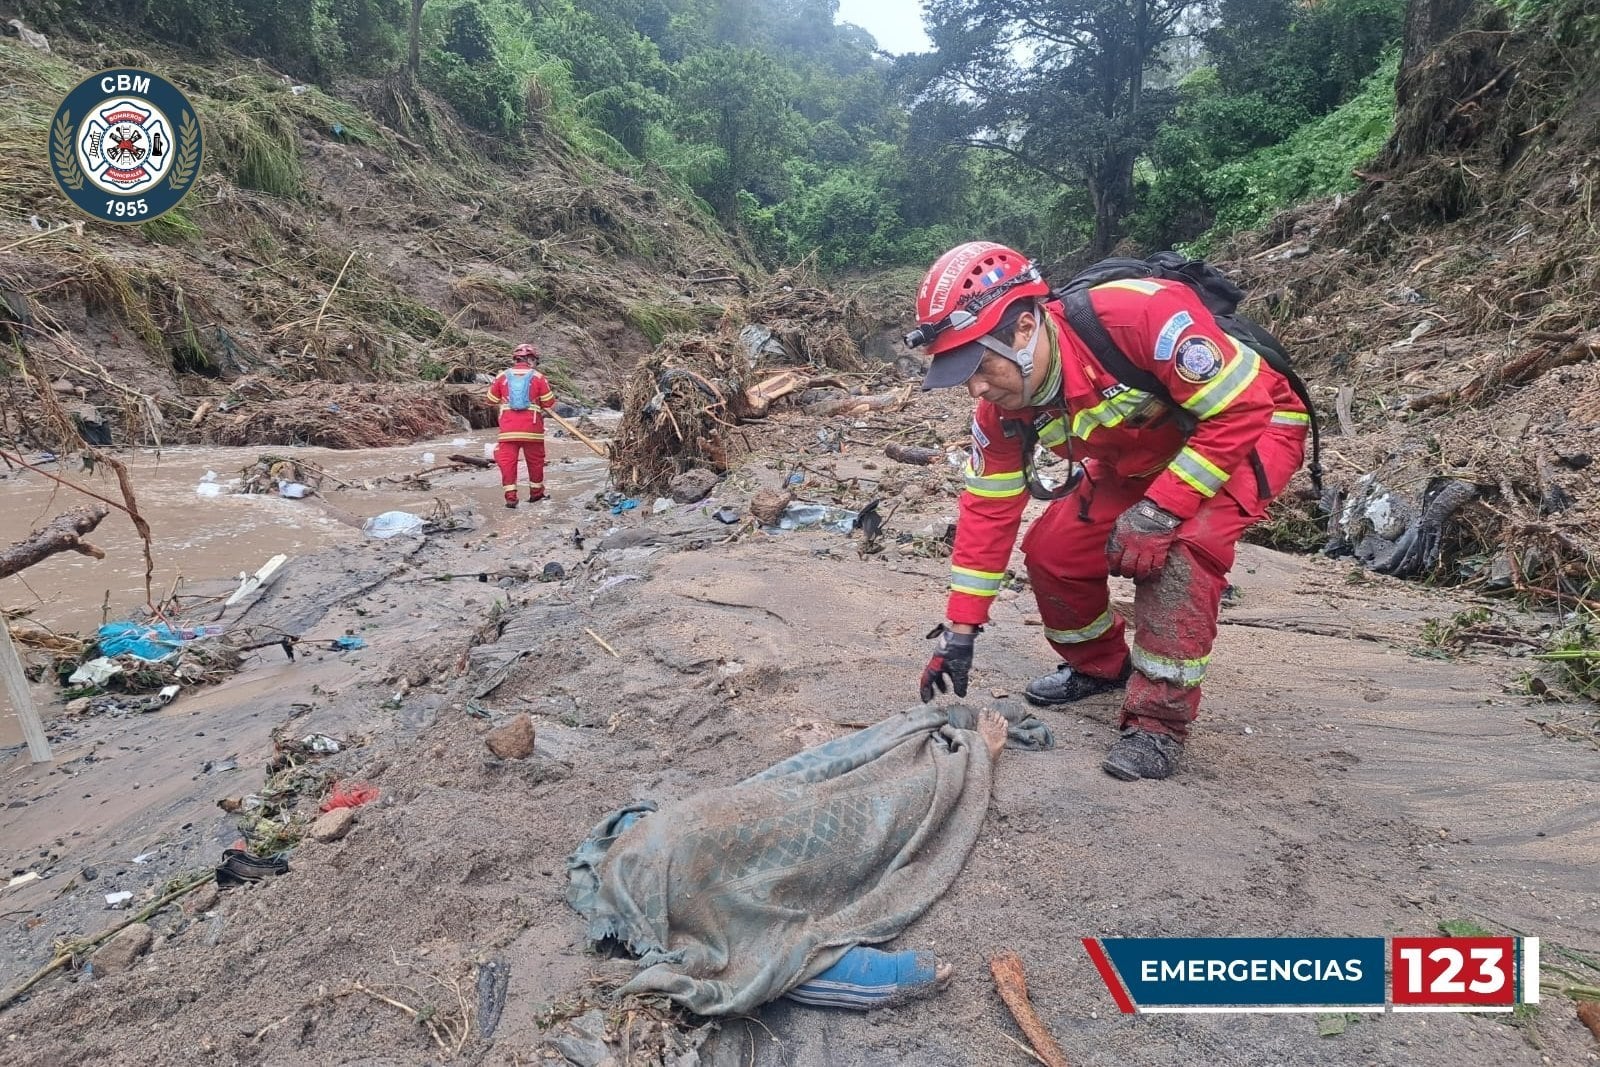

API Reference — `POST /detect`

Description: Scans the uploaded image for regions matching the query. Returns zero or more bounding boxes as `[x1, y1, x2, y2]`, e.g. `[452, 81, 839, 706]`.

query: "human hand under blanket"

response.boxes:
[1106, 499, 1182, 581]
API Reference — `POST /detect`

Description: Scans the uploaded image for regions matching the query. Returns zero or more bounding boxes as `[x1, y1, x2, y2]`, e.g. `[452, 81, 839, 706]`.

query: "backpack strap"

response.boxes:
[1061, 287, 1170, 401]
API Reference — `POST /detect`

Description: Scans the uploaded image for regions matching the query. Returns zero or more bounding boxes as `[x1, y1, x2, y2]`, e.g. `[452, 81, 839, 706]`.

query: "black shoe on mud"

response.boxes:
[1101, 728, 1184, 781]
[504, 500, 518, 510]
[1023, 661, 1131, 707]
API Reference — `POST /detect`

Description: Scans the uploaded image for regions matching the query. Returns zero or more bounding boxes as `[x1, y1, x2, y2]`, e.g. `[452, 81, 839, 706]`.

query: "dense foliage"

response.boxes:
[17, 0, 1410, 270]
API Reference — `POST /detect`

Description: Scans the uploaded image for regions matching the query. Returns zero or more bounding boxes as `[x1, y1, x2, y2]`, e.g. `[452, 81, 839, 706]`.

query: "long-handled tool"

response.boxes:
[546, 410, 607, 457]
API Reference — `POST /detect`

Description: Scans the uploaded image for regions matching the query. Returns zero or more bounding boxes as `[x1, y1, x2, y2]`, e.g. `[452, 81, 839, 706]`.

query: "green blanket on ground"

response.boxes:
[566, 705, 1052, 1016]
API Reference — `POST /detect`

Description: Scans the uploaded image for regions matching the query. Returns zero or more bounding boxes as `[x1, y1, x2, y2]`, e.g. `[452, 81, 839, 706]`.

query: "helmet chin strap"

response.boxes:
[973, 299, 1043, 378]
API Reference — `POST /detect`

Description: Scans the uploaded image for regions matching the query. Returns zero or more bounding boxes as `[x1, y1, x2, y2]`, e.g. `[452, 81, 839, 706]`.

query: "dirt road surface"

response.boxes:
[2, 430, 1597, 1066]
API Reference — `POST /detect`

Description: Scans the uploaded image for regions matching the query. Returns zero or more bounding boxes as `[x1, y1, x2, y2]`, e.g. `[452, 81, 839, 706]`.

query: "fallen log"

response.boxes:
[990, 952, 1071, 1067]
[885, 443, 942, 466]
[448, 452, 493, 469]
[0, 504, 109, 580]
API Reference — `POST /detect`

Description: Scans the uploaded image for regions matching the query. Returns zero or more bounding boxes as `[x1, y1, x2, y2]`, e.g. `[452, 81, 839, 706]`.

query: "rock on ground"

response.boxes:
[669, 468, 719, 503]
[309, 808, 357, 843]
[485, 714, 536, 760]
[90, 923, 153, 975]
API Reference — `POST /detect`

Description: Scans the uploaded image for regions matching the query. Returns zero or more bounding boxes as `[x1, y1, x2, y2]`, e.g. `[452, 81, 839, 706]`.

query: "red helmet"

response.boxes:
[908, 242, 1048, 389]
[513, 343, 539, 362]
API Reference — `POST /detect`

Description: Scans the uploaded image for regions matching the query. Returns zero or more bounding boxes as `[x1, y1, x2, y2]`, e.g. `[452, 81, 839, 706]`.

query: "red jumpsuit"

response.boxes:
[947, 279, 1308, 739]
[488, 363, 557, 503]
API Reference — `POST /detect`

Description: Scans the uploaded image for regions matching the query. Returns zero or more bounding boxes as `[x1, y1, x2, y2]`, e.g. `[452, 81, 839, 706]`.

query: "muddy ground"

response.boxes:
[2, 402, 1598, 1066]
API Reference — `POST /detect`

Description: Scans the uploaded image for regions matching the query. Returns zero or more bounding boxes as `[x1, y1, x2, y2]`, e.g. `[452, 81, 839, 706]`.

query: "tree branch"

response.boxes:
[959, 138, 1080, 186]
[0, 505, 110, 580]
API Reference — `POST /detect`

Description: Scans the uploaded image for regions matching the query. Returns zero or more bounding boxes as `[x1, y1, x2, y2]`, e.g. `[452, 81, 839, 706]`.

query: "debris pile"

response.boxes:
[1220, 0, 1600, 604]
[191, 379, 458, 449]
[612, 269, 881, 492]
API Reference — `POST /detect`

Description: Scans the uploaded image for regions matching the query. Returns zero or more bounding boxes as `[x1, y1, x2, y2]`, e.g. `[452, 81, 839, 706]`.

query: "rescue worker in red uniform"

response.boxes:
[913, 242, 1308, 780]
[488, 343, 557, 508]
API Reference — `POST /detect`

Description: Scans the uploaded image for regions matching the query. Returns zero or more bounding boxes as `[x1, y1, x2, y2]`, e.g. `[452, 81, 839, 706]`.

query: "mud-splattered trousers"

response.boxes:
[488, 367, 556, 502]
[945, 281, 1309, 738]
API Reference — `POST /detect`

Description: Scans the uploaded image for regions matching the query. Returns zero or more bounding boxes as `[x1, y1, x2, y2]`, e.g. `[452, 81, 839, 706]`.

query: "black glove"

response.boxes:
[920, 623, 977, 702]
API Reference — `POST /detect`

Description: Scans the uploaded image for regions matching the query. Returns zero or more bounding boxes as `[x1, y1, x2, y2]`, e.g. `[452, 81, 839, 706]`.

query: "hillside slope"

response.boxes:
[0, 31, 751, 446]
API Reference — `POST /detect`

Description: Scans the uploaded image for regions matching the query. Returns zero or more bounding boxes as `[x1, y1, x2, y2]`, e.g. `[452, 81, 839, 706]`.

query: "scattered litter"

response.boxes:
[712, 506, 740, 524]
[131, 852, 158, 865]
[201, 755, 239, 774]
[482, 441, 495, 458]
[223, 555, 289, 606]
[775, 502, 858, 533]
[610, 497, 641, 515]
[276, 480, 313, 499]
[195, 482, 226, 498]
[421, 452, 435, 465]
[651, 497, 674, 514]
[452, 438, 470, 446]
[320, 781, 379, 812]
[6, 872, 40, 890]
[330, 635, 366, 651]
[301, 734, 341, 754]
[68, 657, 122, 686]
[362, 511, 426, 539]
[104, 891, 133, 908]
[787, 472, 805, 486]
[289, 83, 309, 95]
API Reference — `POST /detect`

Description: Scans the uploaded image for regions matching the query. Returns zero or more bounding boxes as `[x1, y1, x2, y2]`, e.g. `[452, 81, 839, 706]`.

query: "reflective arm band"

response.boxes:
[1181, 345, 1261, 420]
[1167, 446, 1229, 498]
[963, 463, 1026, 499]
[949, 565, 1004, 597]
[1271, 410, 1309, 427]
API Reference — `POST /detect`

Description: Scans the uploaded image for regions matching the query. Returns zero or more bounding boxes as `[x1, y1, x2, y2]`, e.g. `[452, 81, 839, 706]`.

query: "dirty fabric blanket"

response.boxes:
[566, 705, 1051, 1016]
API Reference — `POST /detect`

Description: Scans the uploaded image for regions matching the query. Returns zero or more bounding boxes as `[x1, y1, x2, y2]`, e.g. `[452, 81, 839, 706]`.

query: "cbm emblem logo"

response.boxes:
[50, 69, 203, 224]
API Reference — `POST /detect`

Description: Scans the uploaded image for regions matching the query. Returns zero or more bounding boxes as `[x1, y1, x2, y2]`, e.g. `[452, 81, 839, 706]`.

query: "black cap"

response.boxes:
[919, 340, 986, 391]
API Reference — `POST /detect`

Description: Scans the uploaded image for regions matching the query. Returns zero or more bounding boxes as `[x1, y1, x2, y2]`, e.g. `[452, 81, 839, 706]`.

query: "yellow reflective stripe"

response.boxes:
[1094, 278, 1163, 295]
[1182, 343, 1260, 420]
[1070, 389, 1153, 440]
[1037, 416, 1068, 448]
[497, 432, 545, 441]
[1167, 446, 1229, 498]
[1271, 410, 1310, 427]
[539, 392, 556, 403]
[963, 463, 1026, 498]
[950, 565, 1004, 597]
[1131, 645, 1208, 687]
[1044, 609, 1114, 645]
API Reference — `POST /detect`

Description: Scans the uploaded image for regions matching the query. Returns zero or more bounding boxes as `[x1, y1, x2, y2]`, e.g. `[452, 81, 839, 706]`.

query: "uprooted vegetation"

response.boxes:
[1225, 0, 1600, 614]
[0, 37, 748, 450]
[611, 264, 886, 492]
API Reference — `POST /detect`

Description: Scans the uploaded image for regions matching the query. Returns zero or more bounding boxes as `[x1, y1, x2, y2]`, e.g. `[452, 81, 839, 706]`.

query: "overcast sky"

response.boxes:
[836, 0, 931, 55]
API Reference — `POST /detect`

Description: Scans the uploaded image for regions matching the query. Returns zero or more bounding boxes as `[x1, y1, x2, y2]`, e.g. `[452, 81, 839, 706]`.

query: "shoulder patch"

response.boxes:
[1174, 337, 1224, 384]
[1154, 311, 1193, 361]
[968, 444, 985, 476]
[970, 414, 990, 449]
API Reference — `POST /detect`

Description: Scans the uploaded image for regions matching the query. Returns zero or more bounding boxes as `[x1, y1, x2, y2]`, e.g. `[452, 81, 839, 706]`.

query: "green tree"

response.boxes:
[907, 0, 1212, 256]
[672, 45, 802, 223]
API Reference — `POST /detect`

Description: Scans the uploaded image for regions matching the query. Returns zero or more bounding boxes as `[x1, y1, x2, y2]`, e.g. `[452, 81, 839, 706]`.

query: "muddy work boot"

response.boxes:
[504, 498, 518, 510]
[1023, 661, 1131, 707]
[1101, 728, 1184, 781]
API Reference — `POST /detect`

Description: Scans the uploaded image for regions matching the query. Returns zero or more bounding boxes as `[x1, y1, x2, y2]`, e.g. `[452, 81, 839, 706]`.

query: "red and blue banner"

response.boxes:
[1083, 936, 1538, 1013]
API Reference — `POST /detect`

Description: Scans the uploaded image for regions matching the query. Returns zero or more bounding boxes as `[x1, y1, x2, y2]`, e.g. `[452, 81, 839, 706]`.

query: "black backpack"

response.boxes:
[1053, 251, 1323, 496]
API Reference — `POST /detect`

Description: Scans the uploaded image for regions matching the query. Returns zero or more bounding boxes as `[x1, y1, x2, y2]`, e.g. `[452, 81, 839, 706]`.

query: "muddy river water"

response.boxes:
[1, 426, 612, 744]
